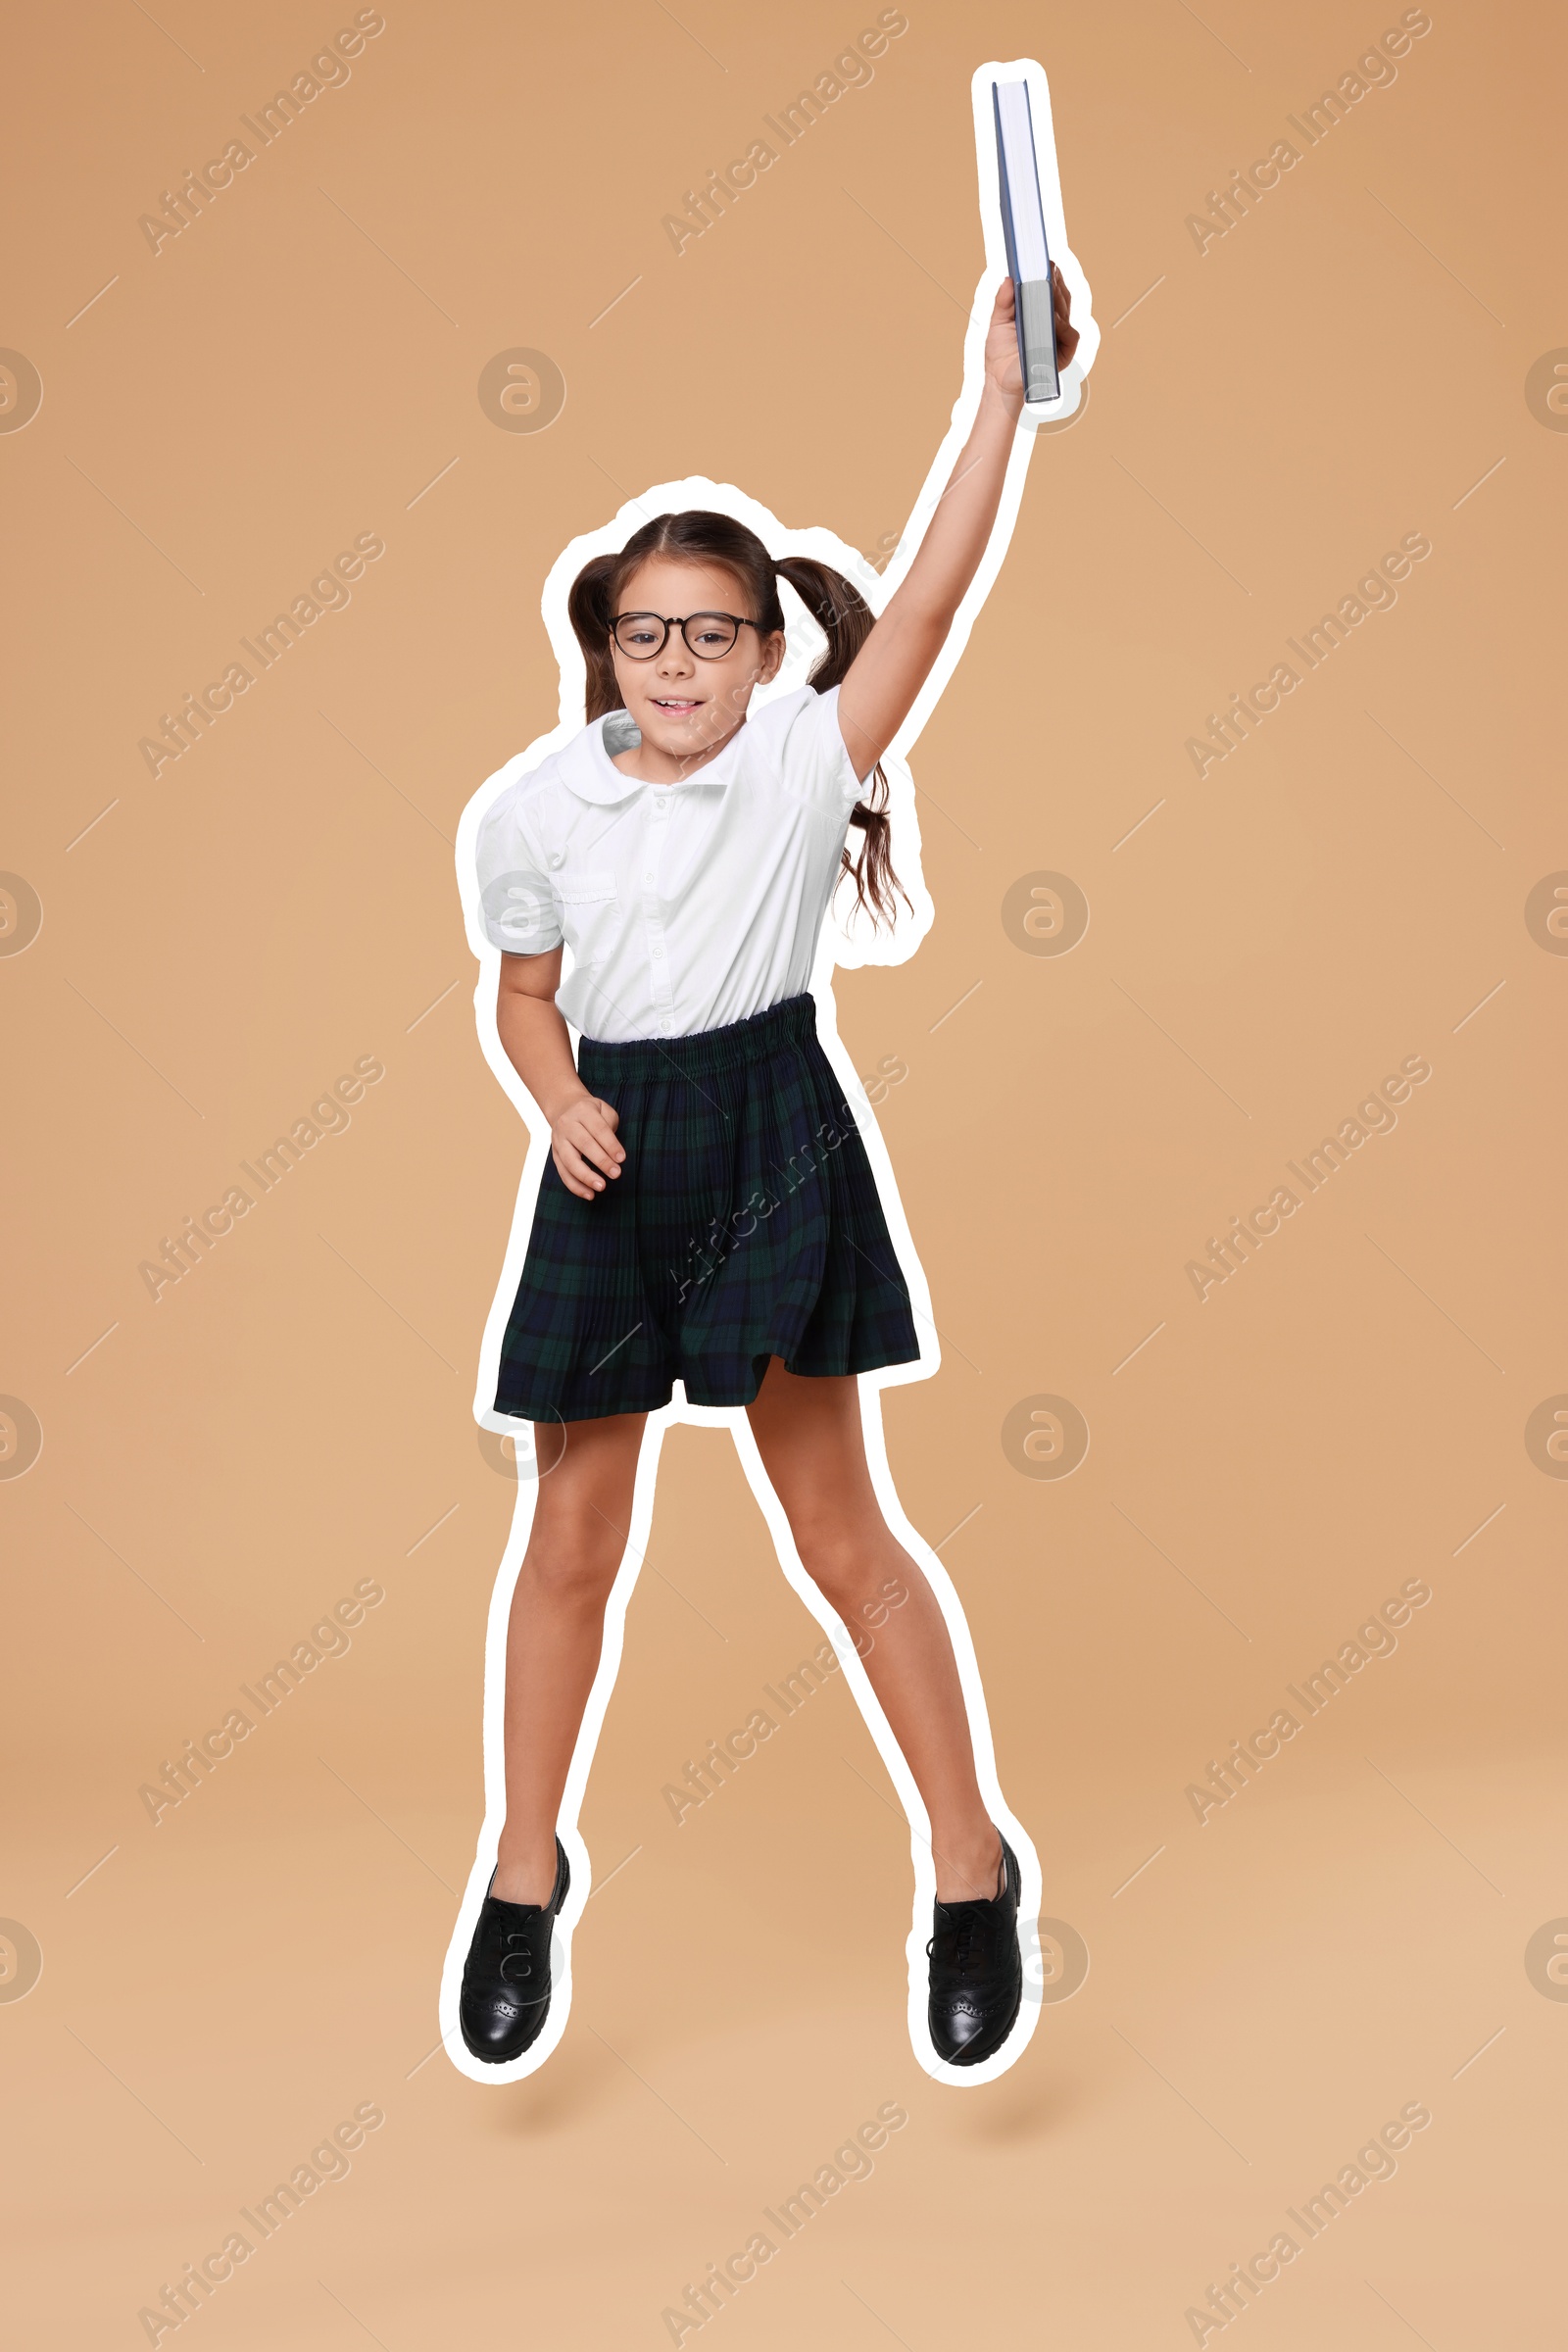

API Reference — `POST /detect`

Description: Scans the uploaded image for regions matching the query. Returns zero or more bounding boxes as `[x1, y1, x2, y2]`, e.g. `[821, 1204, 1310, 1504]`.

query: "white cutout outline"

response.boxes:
[440, 57, 1095, 2090]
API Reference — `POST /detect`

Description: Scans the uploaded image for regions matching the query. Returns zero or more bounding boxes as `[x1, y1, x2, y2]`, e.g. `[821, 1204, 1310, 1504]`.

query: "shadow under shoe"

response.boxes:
[460, 1838, 571, 2064]
[927, 1835, 1023, 2069]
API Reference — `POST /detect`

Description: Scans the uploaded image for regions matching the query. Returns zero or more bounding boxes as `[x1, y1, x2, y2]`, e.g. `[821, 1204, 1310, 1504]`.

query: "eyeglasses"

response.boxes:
[610, 611, 761, 661]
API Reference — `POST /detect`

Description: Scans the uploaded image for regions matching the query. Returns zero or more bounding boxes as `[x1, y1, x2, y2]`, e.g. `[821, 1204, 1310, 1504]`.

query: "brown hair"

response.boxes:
[565, 509, 906, 929]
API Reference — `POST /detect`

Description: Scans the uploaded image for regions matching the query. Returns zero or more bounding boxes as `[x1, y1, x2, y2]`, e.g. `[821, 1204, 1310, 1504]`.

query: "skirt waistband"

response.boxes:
[577, 995, 818, 1087]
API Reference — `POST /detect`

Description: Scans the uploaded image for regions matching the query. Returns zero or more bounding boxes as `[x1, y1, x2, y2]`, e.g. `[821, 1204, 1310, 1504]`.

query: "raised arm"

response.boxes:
[836, 273, 1077, 783]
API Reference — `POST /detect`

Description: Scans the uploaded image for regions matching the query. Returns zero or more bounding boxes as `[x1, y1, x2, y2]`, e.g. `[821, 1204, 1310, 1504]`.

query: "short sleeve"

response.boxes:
[764, 684, 862, 816]
[474, 778, 563, 956]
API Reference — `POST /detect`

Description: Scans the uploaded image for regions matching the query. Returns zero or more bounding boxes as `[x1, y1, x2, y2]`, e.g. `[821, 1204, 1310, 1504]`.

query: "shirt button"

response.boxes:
[547, 851, 565, 870]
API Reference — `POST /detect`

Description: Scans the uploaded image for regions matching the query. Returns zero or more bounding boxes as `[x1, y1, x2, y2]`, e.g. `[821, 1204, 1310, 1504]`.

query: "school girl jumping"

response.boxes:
[460, 271, 1078, 2074]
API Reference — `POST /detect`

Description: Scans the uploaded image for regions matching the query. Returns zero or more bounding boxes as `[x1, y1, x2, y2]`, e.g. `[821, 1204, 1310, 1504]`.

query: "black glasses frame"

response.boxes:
[609, 611, 763, 662]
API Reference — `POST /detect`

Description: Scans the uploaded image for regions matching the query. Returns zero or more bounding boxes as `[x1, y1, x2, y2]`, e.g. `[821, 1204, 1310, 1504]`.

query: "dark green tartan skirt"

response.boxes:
[494, 996, 920, 1424]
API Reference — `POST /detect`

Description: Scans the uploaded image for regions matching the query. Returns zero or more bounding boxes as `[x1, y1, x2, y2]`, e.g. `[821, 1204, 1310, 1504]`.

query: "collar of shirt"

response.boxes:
[558, 710, 750, 807]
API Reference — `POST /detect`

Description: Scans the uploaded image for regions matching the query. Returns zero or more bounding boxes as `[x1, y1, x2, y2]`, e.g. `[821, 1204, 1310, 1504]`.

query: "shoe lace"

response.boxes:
[927, 1910, 981, 1976]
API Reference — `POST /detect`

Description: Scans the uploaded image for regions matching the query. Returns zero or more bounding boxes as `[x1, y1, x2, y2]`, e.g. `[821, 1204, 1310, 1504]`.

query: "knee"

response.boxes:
[522, 1513, 624, 1607]
[792, 1516, 883, 1612]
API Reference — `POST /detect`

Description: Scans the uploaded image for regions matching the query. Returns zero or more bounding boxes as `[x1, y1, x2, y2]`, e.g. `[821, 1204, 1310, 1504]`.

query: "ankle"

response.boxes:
[933, 1826, 1004, 1904]
[492, 1834, 558, 1906]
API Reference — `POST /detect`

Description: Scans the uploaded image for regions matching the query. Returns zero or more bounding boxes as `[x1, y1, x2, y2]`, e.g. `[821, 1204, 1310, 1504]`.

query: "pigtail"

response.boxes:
[566, 549, 628, 721]
[773, 555, 906, 932]
[772, 555, 875, 684]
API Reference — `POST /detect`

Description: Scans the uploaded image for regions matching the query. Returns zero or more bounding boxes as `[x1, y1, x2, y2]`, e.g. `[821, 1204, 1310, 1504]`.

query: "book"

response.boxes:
[992, 79, 1059, 405]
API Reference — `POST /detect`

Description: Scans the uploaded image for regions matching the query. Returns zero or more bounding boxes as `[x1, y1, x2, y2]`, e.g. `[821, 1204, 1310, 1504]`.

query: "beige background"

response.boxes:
[5, 0, 1566, 2342]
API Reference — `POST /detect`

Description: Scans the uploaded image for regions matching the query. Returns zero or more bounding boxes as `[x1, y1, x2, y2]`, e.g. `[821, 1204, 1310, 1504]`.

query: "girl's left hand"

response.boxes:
[984, 271, 1079, 402]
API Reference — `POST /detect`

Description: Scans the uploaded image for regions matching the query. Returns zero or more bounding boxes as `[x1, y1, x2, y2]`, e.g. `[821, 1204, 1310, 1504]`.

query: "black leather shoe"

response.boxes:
[459, 1838, 570, 2064]
[927, 1834, 1022, 2068]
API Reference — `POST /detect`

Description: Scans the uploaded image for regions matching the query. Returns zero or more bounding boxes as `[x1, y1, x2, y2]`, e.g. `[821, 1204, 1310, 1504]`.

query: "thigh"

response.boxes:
[743, 1357, 880, 1532]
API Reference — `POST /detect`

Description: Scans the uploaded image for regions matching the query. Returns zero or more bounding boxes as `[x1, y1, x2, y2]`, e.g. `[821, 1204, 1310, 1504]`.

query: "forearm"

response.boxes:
[836, 377, 1024, 777]
[891, 379, 1023, 634]
[497, 991, 588, 1124]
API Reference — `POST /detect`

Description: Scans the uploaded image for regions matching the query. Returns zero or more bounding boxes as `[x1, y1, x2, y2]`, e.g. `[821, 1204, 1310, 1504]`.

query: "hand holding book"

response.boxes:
[983, 273, 1077, 410]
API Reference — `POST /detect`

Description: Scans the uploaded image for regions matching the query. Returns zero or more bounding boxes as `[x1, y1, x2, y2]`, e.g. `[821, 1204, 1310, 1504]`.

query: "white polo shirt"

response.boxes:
[473, 684, 863, 1043]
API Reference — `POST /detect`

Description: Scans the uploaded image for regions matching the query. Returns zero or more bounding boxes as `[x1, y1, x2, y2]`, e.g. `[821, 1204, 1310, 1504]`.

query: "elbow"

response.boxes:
[883, 597, 953, 664]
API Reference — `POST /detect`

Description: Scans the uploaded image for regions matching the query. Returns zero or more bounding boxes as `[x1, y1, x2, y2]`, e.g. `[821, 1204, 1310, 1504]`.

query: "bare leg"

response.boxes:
[744, 1359, 1003, 1901]
[492, 1411, 647, 1903]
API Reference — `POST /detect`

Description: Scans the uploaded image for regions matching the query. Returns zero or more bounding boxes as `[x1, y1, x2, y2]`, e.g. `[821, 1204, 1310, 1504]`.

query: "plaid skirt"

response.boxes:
[494, 995, 920, 1423]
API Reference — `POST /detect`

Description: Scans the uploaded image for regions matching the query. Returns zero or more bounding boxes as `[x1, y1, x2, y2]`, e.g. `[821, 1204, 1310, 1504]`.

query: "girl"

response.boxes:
[460, 270, 1078, 2076]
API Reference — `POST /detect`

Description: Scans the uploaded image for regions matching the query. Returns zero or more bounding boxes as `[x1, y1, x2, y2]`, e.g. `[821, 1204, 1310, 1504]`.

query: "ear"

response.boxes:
[758, 629, 787, 684]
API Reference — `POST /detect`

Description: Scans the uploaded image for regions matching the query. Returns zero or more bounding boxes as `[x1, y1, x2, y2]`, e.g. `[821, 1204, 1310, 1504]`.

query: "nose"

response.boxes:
[655, 626, 695, 679]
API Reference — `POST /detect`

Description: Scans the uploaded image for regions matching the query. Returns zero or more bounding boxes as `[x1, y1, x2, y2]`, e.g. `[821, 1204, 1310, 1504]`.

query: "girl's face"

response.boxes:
[609, 557, 784, 769]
